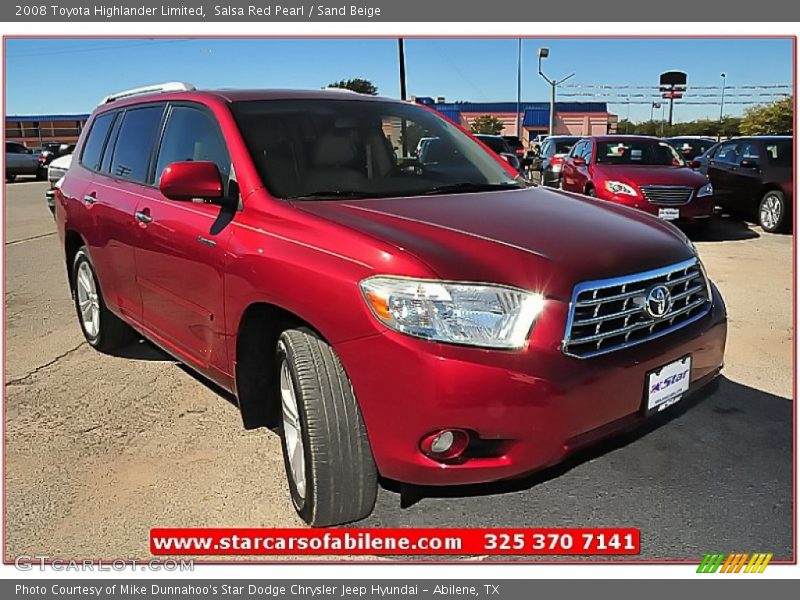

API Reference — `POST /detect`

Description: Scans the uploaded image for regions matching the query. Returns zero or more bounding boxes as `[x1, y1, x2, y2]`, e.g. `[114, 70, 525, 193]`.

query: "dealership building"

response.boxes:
[414, 97, 618, 142]
[5, 113, 90, 148]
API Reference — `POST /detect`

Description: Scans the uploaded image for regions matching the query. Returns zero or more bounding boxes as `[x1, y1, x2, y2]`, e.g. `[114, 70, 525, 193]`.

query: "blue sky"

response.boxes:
[5, 37, 793, 122]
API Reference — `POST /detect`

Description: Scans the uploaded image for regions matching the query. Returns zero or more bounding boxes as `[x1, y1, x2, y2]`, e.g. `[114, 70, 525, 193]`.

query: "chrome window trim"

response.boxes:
[561, 257, 712, 359]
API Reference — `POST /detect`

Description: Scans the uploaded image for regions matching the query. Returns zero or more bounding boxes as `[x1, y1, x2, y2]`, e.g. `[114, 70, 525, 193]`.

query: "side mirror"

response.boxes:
[159, 161, 223, 201]
[688, 159, 701, 169]
[739, 158, 758, 169]
[572, 156, 587, 166]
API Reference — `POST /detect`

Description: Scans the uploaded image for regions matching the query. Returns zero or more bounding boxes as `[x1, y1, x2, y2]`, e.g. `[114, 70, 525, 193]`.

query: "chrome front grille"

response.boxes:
[640, 185, 694, 206]
[562, 258, 712, 358]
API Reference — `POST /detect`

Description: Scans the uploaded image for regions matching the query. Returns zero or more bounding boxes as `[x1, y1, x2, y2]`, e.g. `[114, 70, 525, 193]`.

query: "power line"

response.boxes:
[6, 39, 195, 58]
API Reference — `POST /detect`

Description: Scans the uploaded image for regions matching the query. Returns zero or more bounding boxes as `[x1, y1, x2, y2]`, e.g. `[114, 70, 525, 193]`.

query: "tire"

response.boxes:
[36, 167, 47, 181]
[585, 186, 596, 197]
[758, 190, 789, 233]
[71, 247, 136, 352]
[276, 328, 377, 527]
[6, 173, 16, 183]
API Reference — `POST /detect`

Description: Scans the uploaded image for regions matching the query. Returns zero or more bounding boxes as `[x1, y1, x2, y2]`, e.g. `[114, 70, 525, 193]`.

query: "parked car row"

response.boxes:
[55, 83, 728, 527]
[6, 141, 76, 183]
[527, 133, 793, 233]
[6, 141, 46, 182]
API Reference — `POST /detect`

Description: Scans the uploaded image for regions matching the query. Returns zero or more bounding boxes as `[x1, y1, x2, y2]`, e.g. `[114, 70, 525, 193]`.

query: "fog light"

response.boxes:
[420, 429, 470, 461]
[431, 431, 454, 453]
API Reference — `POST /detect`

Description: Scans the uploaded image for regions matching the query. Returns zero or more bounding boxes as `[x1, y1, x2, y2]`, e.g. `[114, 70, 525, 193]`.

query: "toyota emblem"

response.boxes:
[644, 285, 673, 319]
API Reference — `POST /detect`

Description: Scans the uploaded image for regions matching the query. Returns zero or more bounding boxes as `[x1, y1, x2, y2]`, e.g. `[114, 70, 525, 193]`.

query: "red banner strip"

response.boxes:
[150, 528, 640, 556]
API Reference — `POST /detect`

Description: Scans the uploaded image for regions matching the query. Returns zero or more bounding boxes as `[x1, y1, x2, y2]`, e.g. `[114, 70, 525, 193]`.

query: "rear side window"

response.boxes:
[154, 106, 231, 196]
[7, 142, 29, 153]
[109, 106, 165, 183]
[714, 142, 740, 164]
[80, 112, 115, 171]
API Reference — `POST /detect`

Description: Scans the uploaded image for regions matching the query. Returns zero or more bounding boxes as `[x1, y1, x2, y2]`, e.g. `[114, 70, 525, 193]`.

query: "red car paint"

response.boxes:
[561, 135, 714, 224]
[56, 90, 726, 488]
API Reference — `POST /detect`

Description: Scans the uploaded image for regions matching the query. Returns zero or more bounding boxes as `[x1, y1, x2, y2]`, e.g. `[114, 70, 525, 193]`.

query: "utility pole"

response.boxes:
[398, 38, 407, 101]
[398, 38, 408, 156]
[537, 47, 574, 137]
[718, 72, 727, 141]
[516, 39, 522, 139]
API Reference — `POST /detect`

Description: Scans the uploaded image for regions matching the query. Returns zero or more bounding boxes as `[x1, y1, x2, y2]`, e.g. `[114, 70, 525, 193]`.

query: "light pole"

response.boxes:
[718, 72, 727, 140]
[537, 47, 574, 137]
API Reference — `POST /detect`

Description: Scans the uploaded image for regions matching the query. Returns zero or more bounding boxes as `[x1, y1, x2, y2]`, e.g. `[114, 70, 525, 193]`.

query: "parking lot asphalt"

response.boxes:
[3, 180, 793, 561]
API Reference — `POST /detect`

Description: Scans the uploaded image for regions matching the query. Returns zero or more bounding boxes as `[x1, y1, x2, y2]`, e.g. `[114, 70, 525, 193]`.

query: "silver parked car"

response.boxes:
[6, 142, 45, 182]
[45, 153, 72, 216]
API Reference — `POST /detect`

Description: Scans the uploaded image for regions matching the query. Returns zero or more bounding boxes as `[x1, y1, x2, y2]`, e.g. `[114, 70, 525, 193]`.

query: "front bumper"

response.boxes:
[336, 283, 726, 486]
[596, 188, 714, 222]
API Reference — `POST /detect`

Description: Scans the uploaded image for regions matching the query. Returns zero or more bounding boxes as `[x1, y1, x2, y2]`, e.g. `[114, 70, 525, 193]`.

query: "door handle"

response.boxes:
[83, 194, 97, 205]
[196, 236, 217, 247]
[134, 211, 152, 224]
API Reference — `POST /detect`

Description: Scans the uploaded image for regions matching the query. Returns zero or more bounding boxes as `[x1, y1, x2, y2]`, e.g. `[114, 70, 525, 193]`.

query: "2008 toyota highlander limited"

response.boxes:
[55, 83, 727, 526]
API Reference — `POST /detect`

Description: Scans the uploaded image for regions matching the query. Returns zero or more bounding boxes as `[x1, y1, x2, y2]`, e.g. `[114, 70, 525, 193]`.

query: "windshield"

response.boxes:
[231, 99, 520, 200]
[670, 139, 714, 160]
[596, 140, 684, 167]
[552, 139, 579, 155]
[476, 136, 510, 155]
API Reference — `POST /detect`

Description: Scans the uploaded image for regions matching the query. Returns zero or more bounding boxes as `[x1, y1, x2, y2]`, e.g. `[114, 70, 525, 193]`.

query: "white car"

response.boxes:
[45, 153, 72, 216]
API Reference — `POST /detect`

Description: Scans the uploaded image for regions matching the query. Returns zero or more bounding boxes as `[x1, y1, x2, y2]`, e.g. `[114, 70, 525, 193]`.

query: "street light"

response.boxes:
[537, 47, 574, 137]
[719, 72, 727, 140]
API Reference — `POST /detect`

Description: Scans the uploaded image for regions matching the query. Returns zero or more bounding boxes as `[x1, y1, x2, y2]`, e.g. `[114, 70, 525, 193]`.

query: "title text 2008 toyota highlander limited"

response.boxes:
[56, 83, 727, 526]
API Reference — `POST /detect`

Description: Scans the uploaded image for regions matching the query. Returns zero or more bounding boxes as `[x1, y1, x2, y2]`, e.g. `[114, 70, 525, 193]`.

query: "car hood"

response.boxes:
[294, 187, 695, 301]
[49, 154, 73, 169]
[595, 165, 707, 187]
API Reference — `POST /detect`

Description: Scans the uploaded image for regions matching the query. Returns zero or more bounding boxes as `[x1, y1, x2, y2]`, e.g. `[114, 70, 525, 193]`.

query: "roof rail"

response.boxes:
[99, 82, 196, 105]
[324, 87, 361, 94]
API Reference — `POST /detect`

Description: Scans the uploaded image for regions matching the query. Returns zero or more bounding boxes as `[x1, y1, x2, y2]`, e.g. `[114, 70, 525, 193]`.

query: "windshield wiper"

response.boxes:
[289, 190, 382, 200]
[421, 182, 522, 196]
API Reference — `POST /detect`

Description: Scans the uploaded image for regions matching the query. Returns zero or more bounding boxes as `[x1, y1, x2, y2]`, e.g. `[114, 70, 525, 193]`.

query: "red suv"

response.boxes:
[56, 84, 727, 526]
[561, 136, 714, 227]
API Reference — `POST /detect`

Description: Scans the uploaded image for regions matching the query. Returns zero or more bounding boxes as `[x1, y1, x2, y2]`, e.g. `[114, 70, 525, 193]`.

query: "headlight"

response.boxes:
[359, 276, 546, 349]
[604, 180, 638, 196]
[697, 182, 713, 197]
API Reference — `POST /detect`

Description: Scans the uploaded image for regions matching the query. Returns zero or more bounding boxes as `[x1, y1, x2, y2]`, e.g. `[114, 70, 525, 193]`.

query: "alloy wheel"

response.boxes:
[76, 261, 100, 338]
[760, 194, 782, 231]
[279, 358, 306, 501]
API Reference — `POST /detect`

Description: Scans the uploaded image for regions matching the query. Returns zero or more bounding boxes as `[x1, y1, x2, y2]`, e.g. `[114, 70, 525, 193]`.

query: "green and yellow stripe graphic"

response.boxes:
[697, 552, 773, 573]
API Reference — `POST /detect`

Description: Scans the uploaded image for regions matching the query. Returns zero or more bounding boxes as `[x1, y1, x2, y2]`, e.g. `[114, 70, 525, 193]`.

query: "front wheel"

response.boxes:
[276, 328, 377, 527]
[758, 190, 789, 233]
[585, 186, 596, 197]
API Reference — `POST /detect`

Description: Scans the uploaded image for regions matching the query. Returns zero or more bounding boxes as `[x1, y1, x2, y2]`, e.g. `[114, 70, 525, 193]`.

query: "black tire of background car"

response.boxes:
[6, 174, 16, 183]
[585, 186, 596, 197]
[758, 190, 789, 234]
[71, 247, 137, 352]
[276, 328, 378, 527]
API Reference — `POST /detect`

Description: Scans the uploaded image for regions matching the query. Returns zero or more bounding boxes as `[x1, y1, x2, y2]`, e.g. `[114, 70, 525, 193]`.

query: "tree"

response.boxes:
[327, 78, 378, 95]
[613, 117, 742, 138]
[740, 97, 793, 136]
[470, 115, 505, 135]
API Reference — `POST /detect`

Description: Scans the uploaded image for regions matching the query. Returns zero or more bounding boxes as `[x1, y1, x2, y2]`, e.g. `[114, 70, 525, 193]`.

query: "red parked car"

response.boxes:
[56, 84, 727, 526]
[561, 136, 715, 227]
